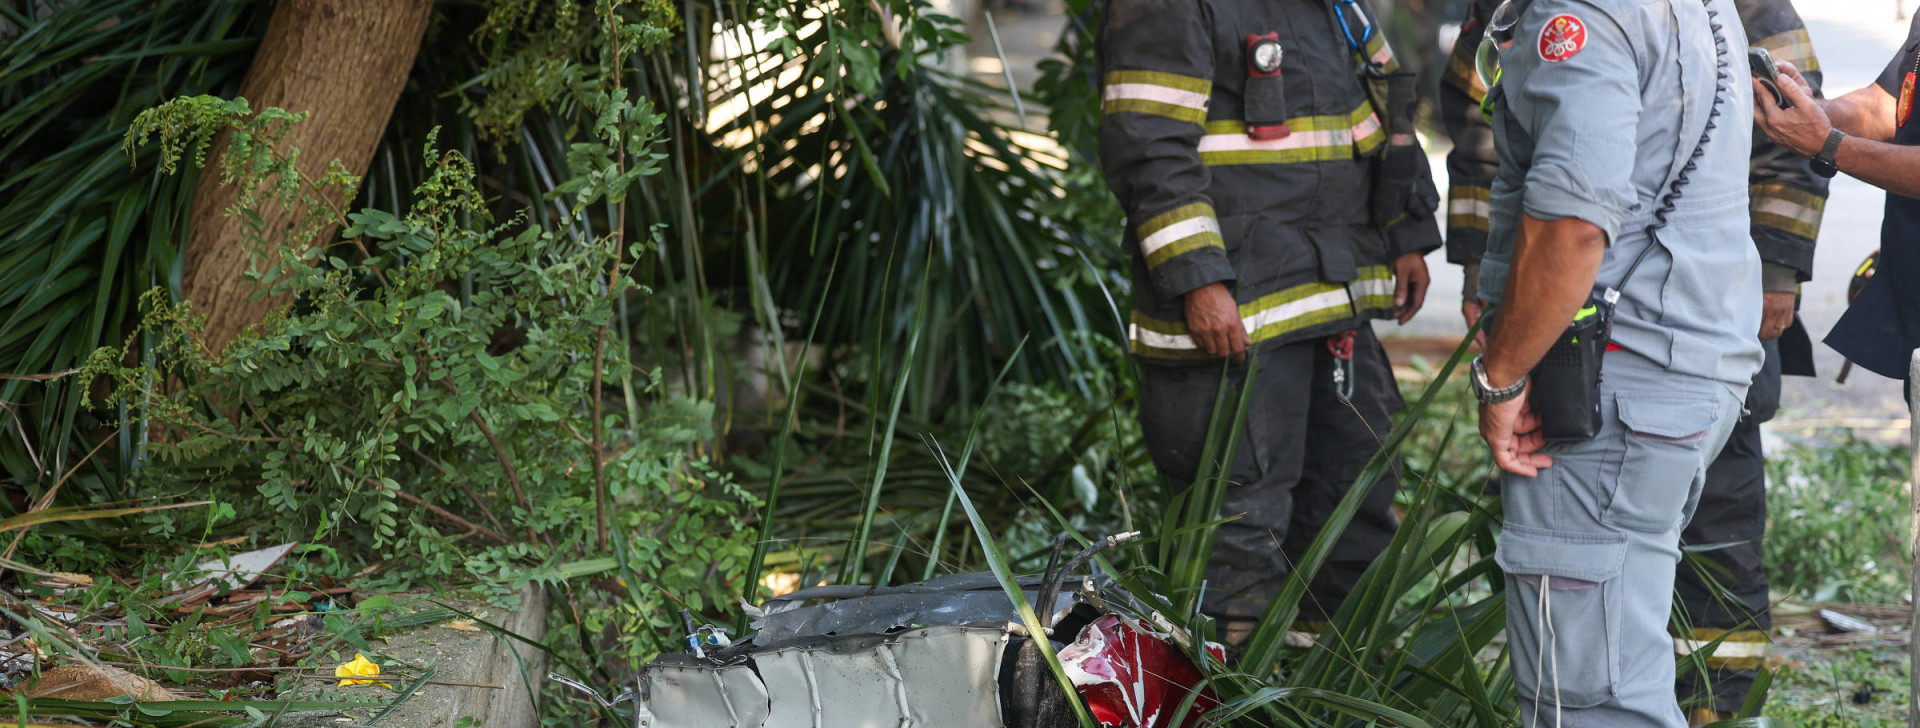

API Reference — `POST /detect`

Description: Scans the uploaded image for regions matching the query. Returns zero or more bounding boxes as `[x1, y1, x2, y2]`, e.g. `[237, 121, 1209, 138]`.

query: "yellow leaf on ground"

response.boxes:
[444, 619, 482, 632]
[335, 653, 393, 689]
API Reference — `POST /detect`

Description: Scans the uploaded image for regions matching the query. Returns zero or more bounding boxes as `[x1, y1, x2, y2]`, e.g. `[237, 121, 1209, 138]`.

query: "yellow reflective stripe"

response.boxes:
[1103, 99, 1207, 124]
[1673, 629, 1770, 670]
[1137, 203, 1225, 269]
[1352, 281, 1395, 312]
[1753, 28, 1821, 74]
[1444, 52, 1488, 100]
[1128, 267, 1393, 357]
[1198, 105, 1383, 166]
[1102, 71, 1213, 123]
[1364, 34, 1400, 72]
[1105, 70, 1212, 95]
[1448, 185, 1492, 232]
[1750, 184, 1825, 240]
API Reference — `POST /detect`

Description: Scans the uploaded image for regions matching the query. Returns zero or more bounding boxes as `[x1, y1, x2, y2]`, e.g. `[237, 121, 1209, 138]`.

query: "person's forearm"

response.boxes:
[1824, 87, 1898, 142]
[1482, 216, 1608, 386]
[1834, 135, 1920, 198]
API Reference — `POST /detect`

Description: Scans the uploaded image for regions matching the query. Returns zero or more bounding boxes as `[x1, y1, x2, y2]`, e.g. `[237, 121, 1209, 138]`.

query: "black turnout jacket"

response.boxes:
[1098, 0, 1444, 362]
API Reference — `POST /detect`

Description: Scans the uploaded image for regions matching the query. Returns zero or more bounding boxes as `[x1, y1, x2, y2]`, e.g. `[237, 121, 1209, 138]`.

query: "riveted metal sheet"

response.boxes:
[759, 643, 902, 728]
[888, 626, 1007, 728]
[642, 663, 769, 728]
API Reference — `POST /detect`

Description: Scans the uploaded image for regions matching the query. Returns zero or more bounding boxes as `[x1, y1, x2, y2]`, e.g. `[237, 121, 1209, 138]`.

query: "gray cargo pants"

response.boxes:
[1497, 351, 1745, 728]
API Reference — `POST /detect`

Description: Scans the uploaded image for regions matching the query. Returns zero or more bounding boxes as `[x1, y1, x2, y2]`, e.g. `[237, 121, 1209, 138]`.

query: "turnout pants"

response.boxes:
[1498, 351, 1745, 728]
[1137, 325, 1403, 626]
[1674, 339, 1780, 715]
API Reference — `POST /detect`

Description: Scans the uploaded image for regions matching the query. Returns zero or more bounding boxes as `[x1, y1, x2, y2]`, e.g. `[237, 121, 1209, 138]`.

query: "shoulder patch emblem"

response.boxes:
[1538, 14, 1588, 63]
[1900, 71, 1914, 128]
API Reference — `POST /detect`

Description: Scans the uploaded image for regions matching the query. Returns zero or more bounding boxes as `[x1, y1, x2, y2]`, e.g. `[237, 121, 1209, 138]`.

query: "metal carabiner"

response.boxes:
[1330, 0, 1376, 51]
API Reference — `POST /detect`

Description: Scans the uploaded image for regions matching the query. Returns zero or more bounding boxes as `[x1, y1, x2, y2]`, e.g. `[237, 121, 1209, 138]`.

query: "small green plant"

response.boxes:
[1766, 647, 1909, 728]
[1766, 436, 1910, 603]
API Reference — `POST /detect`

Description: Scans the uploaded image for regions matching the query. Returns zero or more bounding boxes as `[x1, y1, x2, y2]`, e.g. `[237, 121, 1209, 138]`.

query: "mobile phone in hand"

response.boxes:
[1749, 47, 1795, 110]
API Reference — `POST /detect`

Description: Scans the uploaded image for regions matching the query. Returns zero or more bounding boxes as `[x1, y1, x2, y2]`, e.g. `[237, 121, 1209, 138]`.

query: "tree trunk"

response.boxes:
[182, 0, 433, 355]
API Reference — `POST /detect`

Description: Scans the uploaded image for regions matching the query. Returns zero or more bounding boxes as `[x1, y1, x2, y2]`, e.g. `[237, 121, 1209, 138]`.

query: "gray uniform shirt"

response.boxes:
[1477, 0, 1765, 390]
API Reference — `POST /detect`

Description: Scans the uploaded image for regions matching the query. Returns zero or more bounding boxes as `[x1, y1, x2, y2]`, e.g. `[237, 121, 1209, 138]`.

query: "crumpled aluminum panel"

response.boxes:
[759, 644, 898, 727]
[642, 625, 1004, 728]
[642, 663, 770, 728]
[889, 626, 1006, 727]
[756, 587, 1074, 644]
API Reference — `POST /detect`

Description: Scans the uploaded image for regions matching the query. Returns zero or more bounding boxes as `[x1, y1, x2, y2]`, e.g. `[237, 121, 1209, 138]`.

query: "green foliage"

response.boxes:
[465, 0, 677, 141]
[1031, 0, 1124, 246]
[1765, 647, 1909, 728]
[97, 87, 753, 675]
[688, 0, 1127, 414]
[1765, 436, 1910, 603]
[0, 0, 269, 513]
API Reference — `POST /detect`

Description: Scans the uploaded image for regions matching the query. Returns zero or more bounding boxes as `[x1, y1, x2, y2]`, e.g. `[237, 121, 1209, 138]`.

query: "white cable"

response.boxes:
[1545, 575, 1561, 728]
[1532, 575, 1546, 728]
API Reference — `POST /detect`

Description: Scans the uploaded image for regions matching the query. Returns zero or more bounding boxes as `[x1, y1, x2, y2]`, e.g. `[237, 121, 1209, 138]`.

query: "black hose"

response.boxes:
[1035, 531, 1140, 630]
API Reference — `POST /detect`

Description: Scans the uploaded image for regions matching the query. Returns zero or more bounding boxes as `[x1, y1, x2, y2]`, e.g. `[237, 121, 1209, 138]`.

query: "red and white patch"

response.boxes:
[1537, 14, 1588, 62]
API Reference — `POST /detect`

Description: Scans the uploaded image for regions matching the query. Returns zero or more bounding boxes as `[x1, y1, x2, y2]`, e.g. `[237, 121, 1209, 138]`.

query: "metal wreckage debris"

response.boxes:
[553, 532, 1228, 728]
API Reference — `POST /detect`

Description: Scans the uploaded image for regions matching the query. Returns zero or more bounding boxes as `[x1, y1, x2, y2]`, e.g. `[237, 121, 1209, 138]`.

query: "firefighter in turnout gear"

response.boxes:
[1097, 0, 1444, 641]
[1441, 0, 1825, 721]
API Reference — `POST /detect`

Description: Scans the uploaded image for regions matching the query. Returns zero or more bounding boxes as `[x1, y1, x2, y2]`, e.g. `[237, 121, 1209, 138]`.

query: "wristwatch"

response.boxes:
[1470, 356, 1528, 404]
[1810, 128, 1845, 179]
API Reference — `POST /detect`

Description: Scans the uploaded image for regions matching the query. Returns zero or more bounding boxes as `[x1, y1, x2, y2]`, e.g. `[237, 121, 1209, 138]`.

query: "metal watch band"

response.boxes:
[1470, 356, 1527, 404]
[1811, 128, 1844, 178]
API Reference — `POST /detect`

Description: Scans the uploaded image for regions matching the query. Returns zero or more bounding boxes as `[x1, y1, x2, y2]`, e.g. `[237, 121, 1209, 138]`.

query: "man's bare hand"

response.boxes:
[1754, 61, 1833, 158]
[1760, 291, 1795, 340]
[1479, 383, 1553, 477]
[1393, 251, 1430, 324]
[1462, 300, 1488, 348]
[1185, 282, 1250, 362]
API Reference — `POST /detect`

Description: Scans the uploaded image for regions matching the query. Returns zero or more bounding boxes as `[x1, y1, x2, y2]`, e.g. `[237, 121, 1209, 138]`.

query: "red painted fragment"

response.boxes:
[1057, 614, 1224, 728]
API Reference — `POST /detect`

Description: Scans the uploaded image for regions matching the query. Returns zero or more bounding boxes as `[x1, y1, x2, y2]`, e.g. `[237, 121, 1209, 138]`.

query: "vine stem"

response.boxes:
[436, 377, 538, 543]
[588, 4, 627, 555]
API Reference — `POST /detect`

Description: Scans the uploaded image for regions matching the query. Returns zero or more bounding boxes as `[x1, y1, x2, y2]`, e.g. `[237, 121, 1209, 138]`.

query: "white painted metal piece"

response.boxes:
[645, 664, 769, 728]
[887, 627, 1007, 728]
[162, 542, 298, 604]
[761, 645, 900, 727]
[757, 626, 1005, 728]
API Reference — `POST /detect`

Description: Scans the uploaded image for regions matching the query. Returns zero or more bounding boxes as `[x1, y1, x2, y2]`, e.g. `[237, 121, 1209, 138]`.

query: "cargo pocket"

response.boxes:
[1495, 524, 1628, 708]
[1604, 393, 1720, 533]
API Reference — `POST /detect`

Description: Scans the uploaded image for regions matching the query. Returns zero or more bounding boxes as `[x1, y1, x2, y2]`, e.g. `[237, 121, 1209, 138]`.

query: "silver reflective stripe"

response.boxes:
[1449, 198, 1492, 217]
[1140, 216, 1223, 260]
[1102, 83, 1209, 111]
[1130, 288, 1355, 350]
[1350, 276, 1396, 303]
[1672, 638, 1768, 659]
[1197, 116, 1381, 154]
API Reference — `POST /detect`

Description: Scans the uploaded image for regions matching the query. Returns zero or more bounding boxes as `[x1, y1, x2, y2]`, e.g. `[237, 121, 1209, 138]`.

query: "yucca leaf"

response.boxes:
[928, 340, 1095, 728]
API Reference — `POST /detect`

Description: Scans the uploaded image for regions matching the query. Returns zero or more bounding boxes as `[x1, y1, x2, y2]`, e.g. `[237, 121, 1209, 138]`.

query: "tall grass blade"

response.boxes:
[1238, 322, 1481, 680]
[932, 442, 1096, 728]
[740, 245, 843, 615]
[843, 252, 934, 585]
